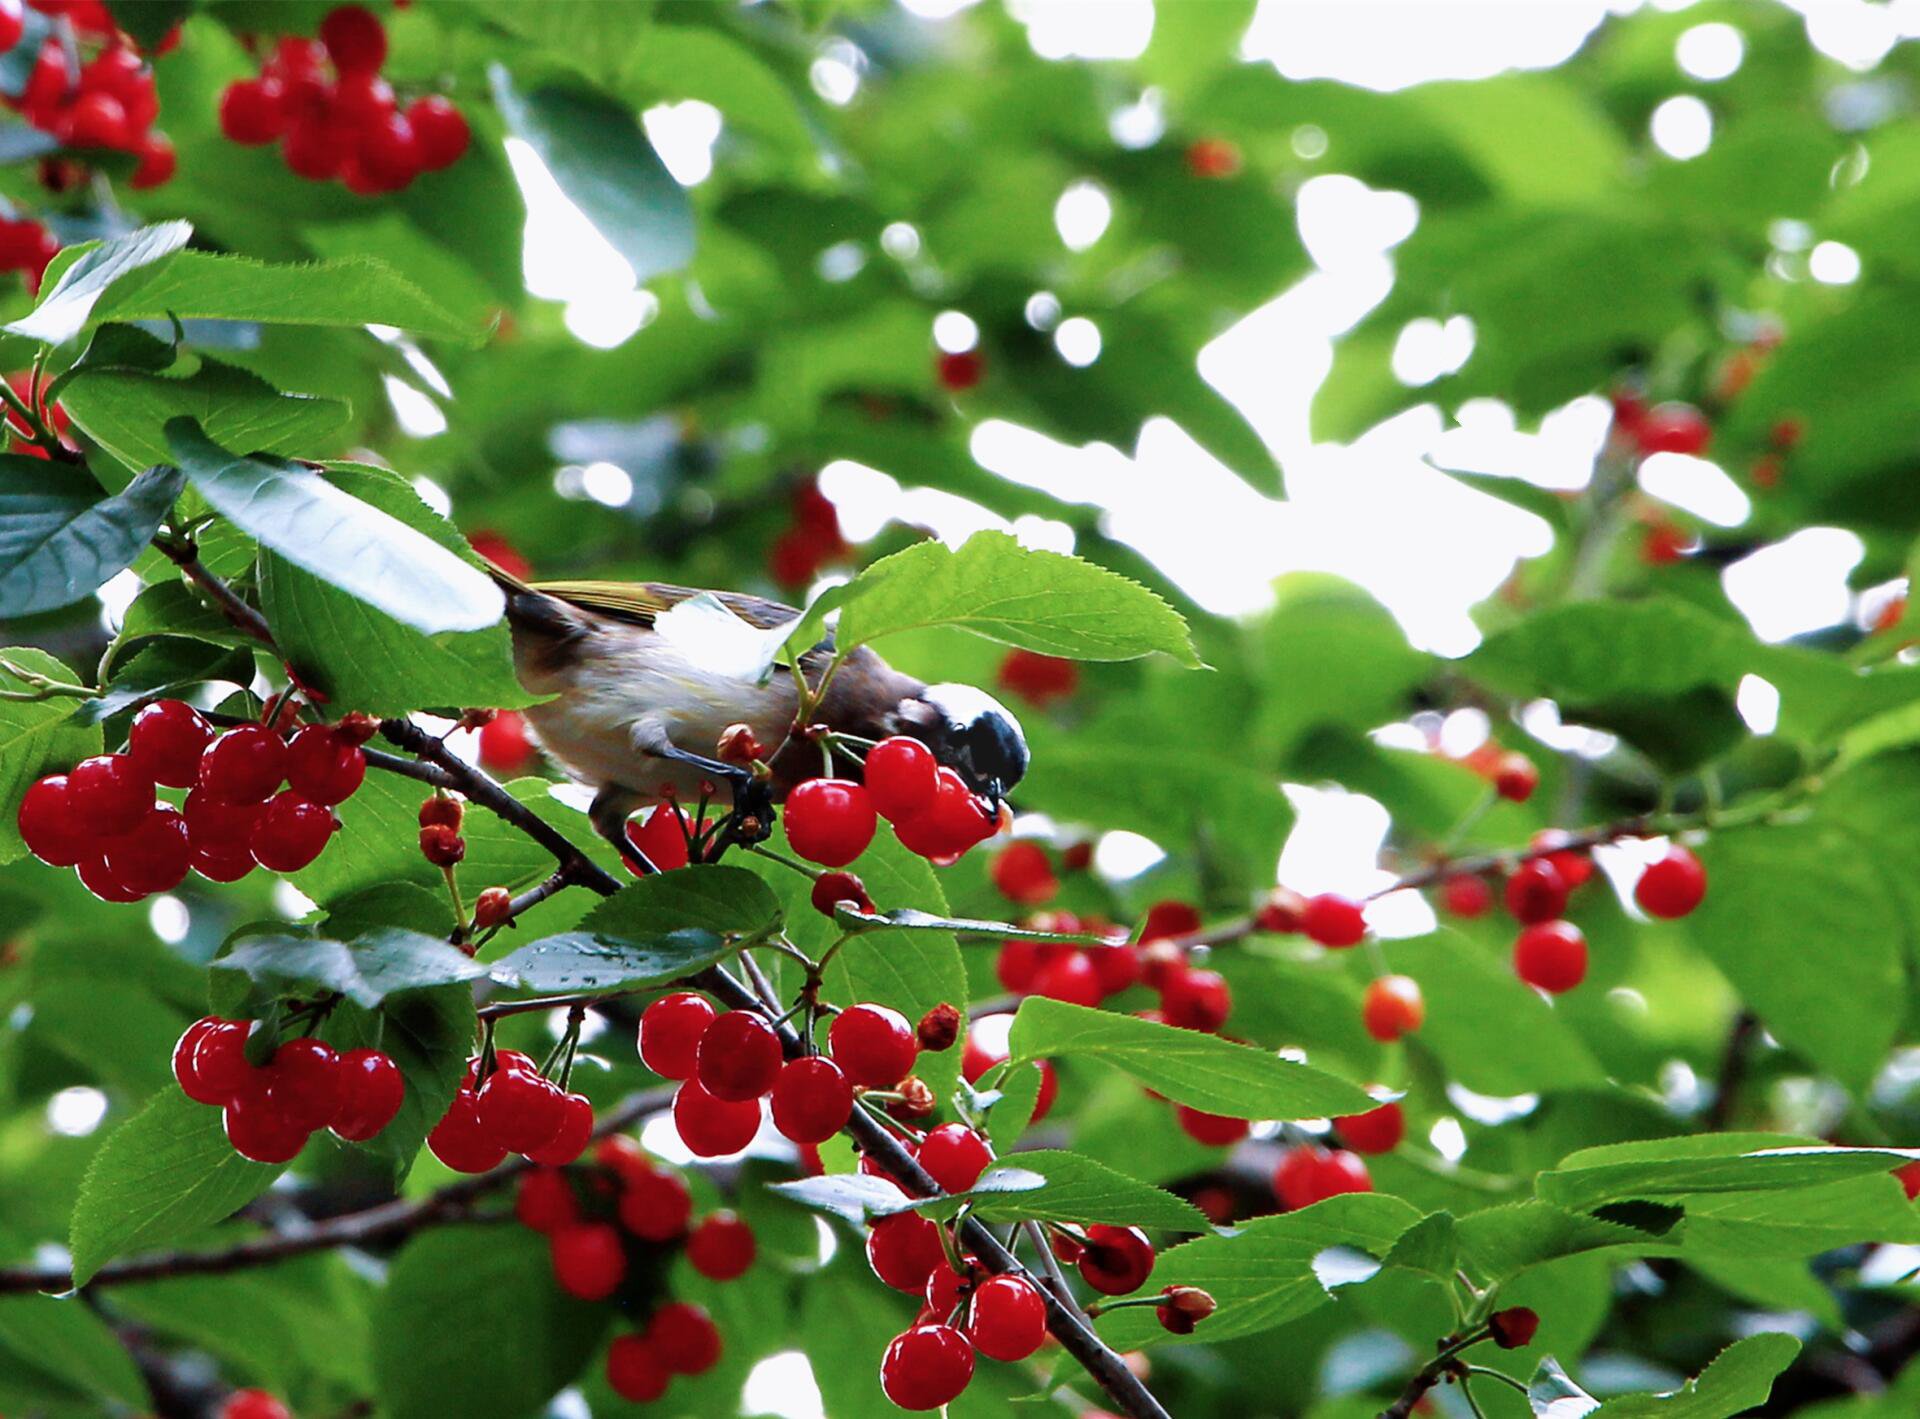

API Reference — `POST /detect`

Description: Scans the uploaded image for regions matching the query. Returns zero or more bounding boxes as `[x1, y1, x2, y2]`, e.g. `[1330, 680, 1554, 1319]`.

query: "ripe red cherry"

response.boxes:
[100, 804, 190, 895]
[618, 1164, 692, 1242]
[250, 791, 335, 873]
[1489, 1306, 1540, 1349]
[881, 1324, 975, 1410]
[968, 1274, 1047, 1361]
[524, 1092, 594, 1165]
[61, 90, 131, 148]
[127, 700, 215, 788]
[696, 1010, 783, 1101]
[922, 1255, 976, 1322]
[1032, 950, 1103, 1008]
[1441, 873, 1493, 918]
[784, 778, 877, 867]
[174, 1017, 246, 1105]
[687, 1211, 757, 1280]
[329, 1048, 404, 1141]
[771, 1056, 854, 1144]
[356, 111, 421, 189]
[319, 4, 387, 73]
[810, 869, 873, 917]
[893, 766, 998, 860]
[286, 724, 366, 805]
[223, 1089, 310, 1164]
[919, 1123, 992, 1193]
[515, 1168, 578, 1234]
[1635, 845, 1707, 919]
[428, 1089, 509, 1173]
[1176, 1106, 1249, 1147]
[1162, 965, 1232, 1031]
[220, 78, 286, 145]
[1532, 830, 1593, 888]
[478, 711, 536, 775]
[605, 1333, 668, 1403]
[219, 1390, 291, 1419]
[200, 727, 288, 805]
[830, 1002, 920, 1088]
[867, 1211, 946, 1293]
[77, 854, 144, 902]
[130, 130, 175, 188]
[639, 992, 714, 1079]
[0, 0, 21, 52]
[264, 1038, 345, 1131]
[649, 1301, 722, 1375]
[864, 736, 938, 820]
[1514, 920, 1587, 994]
[1492, 752, 1538, 803]
[549, 1221, 626, 1300]
[18, 774, 87, 866]
[1504, 858, 1568, 924]
[998, 648, 1078, 704]
[1335, 1100, 1405, 1155]
[1078, 1225, 1155, 1295]
[991, 841, 1058, 904]
[67, 753, 154, 835]
[1302, 893, 1366, 948]
[624, 804, 691, 872]
[1273, 1145, 1373, 1209]
[476, 1062, 567, 1153]
[409, 95, 470, 169]
[1362, 975, 1424, 1043]
[671, 1079, 762, 1157]
[1636, 401, 1710, 456]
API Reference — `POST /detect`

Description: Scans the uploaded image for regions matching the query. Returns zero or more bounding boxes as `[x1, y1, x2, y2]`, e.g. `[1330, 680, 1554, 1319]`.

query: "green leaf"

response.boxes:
[1536, 1134, 1914, 1214]
[6, 220, 192, 345]
[823, 530, 1200, 666]
[76, 639, 253, 726]
[0, 459, 181, 617]
[0, 648, 100, 865]
[619, 24, 814, 159]
[258, 463, 536, 715]
[211, 929, 488, 1012]
[489, 926, 726, 992]
[166, 419, 504, 637]
[371, 1227, 608, 1419]
[1379, 1211, 1458, 1283]
[899, 1150, 1207, 1230]
[69, 1091, 285, 1286]
[1457, 1201, 1681, 1282]
[844, 906, 1114, 944]
[1594, 1333, 1800, 1417]
[489, 64, 695, 284]
[0, 1296, 149, 1407]
[1007, 997, 1375, 1119]
[583, 863, 783, 938]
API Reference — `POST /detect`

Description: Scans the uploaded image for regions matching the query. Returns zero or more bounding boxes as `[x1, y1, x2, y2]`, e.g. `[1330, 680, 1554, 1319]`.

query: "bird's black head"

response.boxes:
[907, 683, 1029, 805]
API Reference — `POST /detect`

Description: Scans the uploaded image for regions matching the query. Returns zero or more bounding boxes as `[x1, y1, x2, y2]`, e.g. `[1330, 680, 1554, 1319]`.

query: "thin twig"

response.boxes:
[1705, 1009, 1760, 1132]
[151, 539, 275, 645]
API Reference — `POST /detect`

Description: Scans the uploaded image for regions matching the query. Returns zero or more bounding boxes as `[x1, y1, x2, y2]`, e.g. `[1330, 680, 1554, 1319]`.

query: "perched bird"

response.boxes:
[487, 567, 1029, 851]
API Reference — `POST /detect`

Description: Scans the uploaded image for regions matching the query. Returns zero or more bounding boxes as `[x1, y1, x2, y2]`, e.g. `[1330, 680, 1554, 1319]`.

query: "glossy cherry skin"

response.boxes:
[638, 992, 715, 1079]
[1635, 845, 1707, 919]
[428, 1089, 509, 1173]
[1302, 893, 1366, 947]
[18, 774, 87, 866]
[199, 727, 288, 805]
[1077, 1225, 1155, 1295]
[829, 1003, 919, 1088]
[918, 1123, 993, 1193]
[648, 1301, 721, 1376]
[863, 736, 938, 821]
[329, 1049, 404, 1141]
[523, 1092, 594, 1165]
[285, 724, 366, 805]
[770, 1056, 854, 1145]
[783, 777, 877, 867]
[671, 1079, 762, 1157]
[695, 1010, 783, 1102]
[1361, 975, 1424, 1043]
[1336, 1100, 1405, 1154]
[127, 699, 215, 787]
[866, 1210, 946, 1293]
[968, 1274, 1048, 1361]
[68, 753, 154, 835]
[1514, 920, 1588, 994]
[1504, 859, 1569, 925]
[880, 1324, 975, 1411]
[686, 1211, 756, 1280]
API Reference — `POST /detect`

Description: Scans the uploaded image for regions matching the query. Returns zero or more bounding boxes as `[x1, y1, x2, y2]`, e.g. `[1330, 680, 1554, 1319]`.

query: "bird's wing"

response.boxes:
[531, 580, 810, 635]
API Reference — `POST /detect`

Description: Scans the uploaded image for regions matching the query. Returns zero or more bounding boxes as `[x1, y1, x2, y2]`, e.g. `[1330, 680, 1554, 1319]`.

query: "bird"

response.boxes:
[484, 564, 1029, 856]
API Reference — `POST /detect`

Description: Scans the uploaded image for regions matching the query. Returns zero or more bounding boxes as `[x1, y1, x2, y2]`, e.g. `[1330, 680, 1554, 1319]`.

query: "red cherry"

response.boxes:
[428, 1089, 509, 1173]
[936, 349, 983, 393]
[67, 753, 154, 835]
[408, 95, 469, 169]
[624, 804, 691, 872]
[893, 766, 996, 860]
[19, 774, 87, 866]
[1335, 1100, 1405, 1155]
[867, 1210, 946, 1293]
[639, 992, 714, 1079]
[319, 4, 387, 74]
[1635, 402, 1710, 456]
[478, 710, 536, 775]
[77, 853, 143, 902]
[172, 1017, 233, 1104]
[60, 90, 130, 148]
[1489, 1305, 1540, 1349]
[648, 1300, 721, 1376]
[356, 111, 420, 189]
[185, 786, 261, 853]
[997, 648, 1078, 704]
[1635, 845, 1707, 919]
[188, 1018, 254, 1102]
[1531, 830, 1594, 888]
[687, 1211, 756, 1280]
[696, 1010, 783, 1102]
[250, 791, 335, 873]
[863, 736, 938, 820]
[770, 1056, 854, 1144]
[829, 1003, 919, 1088]
[102, 804, 191, 895]
[127, 700, 215, 788]
[919, 1123, 992, 1193]
[784, 778, 877, 867]
[605, 1333, 668, 1403]
[968, 1274, 1047, 1361]
[285, 725, 366, 805]
[220, 78, 286, 145]
[223, 1088, 310, 1164]
[1161, 965, 1231, 1031]
[1273, 1145, 1372, 1210]
[1078, 1224, 1155, 1294]
[199, 727, 288, 805]
[524, 1092, 594, 1165]
[218, 1390, 291, 1419]
[1441, 873, 1493, 918]
[882, 1323, 974, 1410]
[1362, 975, 1424, 1043]
[671, 1079, 761, 1157]
[1255, 887, 1306, 934]
[19, 40, 69, 123]
[922, 1255, 976, 1322]
[280, 118, 345, 180]
[1032, 950, 1104, 1009]
[1302, 893, 1366, 948]
[990, 841, 1057, 904]
[1504, 858, 1568, 924]
[549, 1221, 626, 1300]
[810, 869, 874, 917]
[1492, 752, 1538, 803]
[1176, 1106, 1249, 1147]
[1087, 942, 1142, 997]
[0, 0, 21, 52]
[618, 1164, 692, 1242]
[129, 130, 178, 188]
[476, 1062, 567, 1154]
[1514, 920, 1587, 994]
[329, 1048, 404, 1141]
[515, 1168, 579, 1234]
[263, 1037, 344, 1131]
[595, 1134, 652, 1182]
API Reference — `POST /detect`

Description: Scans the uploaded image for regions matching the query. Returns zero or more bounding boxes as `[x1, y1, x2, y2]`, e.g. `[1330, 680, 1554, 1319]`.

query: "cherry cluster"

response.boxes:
[764, 734, 998, 871]
[640, 991, 931, 1155]
[18, 701, 367, 901]
[428, 1048, 594, 1173]
[768, 478, 851, 589]
[1, 3, 177, 197]
[172, 1016, 404, 1163]
[997, 647, 1080, 707]
[0, 214, 60, 293]
[513, 1136, 740, 1403]
[217, 7, 469, 193]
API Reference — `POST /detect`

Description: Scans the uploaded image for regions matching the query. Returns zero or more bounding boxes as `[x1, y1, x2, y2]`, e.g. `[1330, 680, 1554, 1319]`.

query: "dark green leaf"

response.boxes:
[0, 459, 181, 617]
[211, 929, 488, 1011]
[489, 926, 726, 992]
[1593, 1333, 1800, 1417]
[0, 1296, 149, 1407]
